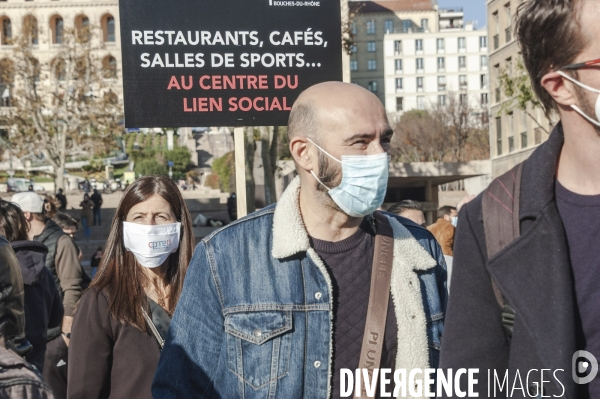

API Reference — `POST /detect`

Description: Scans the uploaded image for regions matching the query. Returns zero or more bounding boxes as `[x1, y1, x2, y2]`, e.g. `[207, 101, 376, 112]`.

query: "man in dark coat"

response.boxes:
[439, 1, 600, 398]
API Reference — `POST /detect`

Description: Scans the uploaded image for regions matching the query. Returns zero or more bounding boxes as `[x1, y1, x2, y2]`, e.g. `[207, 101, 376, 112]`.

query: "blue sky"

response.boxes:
[437, 0, 487, 28]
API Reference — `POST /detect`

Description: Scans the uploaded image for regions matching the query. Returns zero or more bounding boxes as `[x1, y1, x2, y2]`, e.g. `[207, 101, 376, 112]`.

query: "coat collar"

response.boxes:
[520, 123, 564, 219]
[272, 176, 437, 272]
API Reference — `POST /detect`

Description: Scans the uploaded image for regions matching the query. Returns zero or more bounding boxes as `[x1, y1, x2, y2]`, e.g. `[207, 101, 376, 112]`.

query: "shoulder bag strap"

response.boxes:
[142, 307, 165, 350]
[355, 213, 395, 398]
[481, 162, 524, 339]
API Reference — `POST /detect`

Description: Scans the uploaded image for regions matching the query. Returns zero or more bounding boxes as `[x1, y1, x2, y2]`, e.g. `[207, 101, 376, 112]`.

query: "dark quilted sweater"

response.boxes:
[311, 219, 398, 399]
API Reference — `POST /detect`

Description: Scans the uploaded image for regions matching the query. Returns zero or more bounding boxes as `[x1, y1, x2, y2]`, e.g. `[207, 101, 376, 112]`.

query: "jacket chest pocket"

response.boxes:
[225, 310, 293, 390]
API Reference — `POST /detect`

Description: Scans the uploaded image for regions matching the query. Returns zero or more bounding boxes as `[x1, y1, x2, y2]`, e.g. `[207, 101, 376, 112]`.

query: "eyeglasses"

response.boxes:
[560, 58, 600, 71]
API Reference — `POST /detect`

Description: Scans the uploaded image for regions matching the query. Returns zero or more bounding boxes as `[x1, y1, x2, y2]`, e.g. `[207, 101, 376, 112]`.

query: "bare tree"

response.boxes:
[1, 19, 123, 189]
[391, 93, 489, 162]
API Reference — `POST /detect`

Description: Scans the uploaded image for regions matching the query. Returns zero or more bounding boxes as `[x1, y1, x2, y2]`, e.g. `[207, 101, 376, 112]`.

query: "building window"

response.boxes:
[438, 76, 446, 92]
[458, 37, 466, 51]
[509, 136, 515, 153]
[350, 60, 358, 71]
[394, 40, 402, 55]
[415, 39, 423, 52]
[481, 55, 488, 69]
[384, 20, 394, 33]
[368, 81, 377, 93]
[459, 56, 466, 70]
[351, 22, 357, 35]
[76, 15, 91, 42]
[395, 59, 403, 72]
[367, 59, 377, 70]
[421, 19, 429, 31]
[506, 57, 513, 75]
[1, 18, 11, 45]
[521, 131, 528, 149]
[350, 45, 357, 53]
[417, 77, 424, 90]
[23, 16, 38, 45]
[437, 38, 444, 52]
[481, 93, 489, 105]
[480, 36, 487, 49]
[460, 93, 468, 104]
[366, 20, 375, 35]
[54, 58, 66, 81]
[367, 41, 376, 52]
[480, 74, 489, 89]
[396, 97, 403, 112]
[437, 57, 445, 72]
[402, 20, 411, 33]
[417, 96, 425, 110]
[416, 58, 423, 71]
[54, 17, 64, 44]
[496, 117, 502, 156]
[102, 14, 116, 42]
[438, 94, 447, 106]
[395, 78, 403, 91]
[459, 75, 467, 90]
[103, 55, 117, 79]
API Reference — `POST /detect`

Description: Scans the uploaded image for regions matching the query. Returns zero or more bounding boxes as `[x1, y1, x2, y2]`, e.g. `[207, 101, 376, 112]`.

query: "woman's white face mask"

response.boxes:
[123, 221, 181, 268]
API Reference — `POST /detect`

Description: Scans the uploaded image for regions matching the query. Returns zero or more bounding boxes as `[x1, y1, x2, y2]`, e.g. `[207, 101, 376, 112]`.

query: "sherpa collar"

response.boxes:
[272, 176, 437, 271]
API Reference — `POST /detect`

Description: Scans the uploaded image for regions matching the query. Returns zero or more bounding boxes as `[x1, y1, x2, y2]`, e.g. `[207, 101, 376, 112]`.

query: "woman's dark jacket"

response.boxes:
[68, 289, 170, 399]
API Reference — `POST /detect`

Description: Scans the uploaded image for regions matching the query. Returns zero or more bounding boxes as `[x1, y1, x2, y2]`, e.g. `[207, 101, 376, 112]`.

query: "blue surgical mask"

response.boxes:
[451, 216, 458, 227]
[307, 138, 389, 217]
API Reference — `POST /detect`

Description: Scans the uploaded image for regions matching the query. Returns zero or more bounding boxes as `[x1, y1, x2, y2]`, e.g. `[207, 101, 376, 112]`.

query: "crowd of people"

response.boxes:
[0, 1, 598, 397]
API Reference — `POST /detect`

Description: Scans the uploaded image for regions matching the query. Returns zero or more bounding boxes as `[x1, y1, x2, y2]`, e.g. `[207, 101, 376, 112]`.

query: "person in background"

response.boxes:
[11, 192, 84, 399]
[0, 200, 64, 373]
[226, 192, 237, 221]
[55, 189, 67, 212]
[90, 189, 103, 227]
[427, 205, 457, 256]
[0, 233, 53, 398]
[79, 194, 93, 239]
[68, 176, 194, 399]
[387, 199, 427, 227]
[90, 247, 103, 278]
[52, 213, 84, 262]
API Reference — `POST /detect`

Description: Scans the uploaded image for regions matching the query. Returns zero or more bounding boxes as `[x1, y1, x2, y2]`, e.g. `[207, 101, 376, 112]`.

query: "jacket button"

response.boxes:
[315, 292, 322, 300]
[314, 361, 321, 368]
[253, 329, 262, 338]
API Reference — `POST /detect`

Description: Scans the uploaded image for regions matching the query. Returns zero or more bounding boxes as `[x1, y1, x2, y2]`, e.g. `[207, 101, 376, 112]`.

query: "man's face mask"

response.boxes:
[557, 71, 600, 127]
[123, 221, 181, 268]
[306, 138, 389, 217]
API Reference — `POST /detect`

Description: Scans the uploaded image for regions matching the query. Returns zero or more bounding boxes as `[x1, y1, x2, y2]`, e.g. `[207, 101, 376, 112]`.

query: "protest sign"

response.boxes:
[119, 0, 343, 127]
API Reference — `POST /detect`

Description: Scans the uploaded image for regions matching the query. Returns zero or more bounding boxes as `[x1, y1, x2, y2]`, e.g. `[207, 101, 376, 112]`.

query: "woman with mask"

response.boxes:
[67, 176, 194, 399]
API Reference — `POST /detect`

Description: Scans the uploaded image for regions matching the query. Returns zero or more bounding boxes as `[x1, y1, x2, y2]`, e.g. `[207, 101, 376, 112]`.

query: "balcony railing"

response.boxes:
[459, 83, 468, 91]
[50, 43, 64, 50]
[0, 45, 13, 52]
[505, 27, 512, 43]
[493, 34, 499, 50]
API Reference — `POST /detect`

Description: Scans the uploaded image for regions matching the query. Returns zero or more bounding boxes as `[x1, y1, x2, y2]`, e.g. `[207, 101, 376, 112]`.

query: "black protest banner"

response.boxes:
[119, 0, 343, 128]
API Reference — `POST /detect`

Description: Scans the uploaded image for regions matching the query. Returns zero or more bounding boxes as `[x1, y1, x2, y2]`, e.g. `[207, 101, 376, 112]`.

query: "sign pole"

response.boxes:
[234, 127, 248, 218]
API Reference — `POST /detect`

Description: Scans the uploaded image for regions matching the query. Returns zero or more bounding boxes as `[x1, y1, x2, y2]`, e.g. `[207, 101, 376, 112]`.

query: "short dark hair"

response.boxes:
[53, 212, 80, 230]
[516, 0, 586, 115]
[387, 200, 422, 216]
[0, 200, 28, 242]
[438, 205, 457, 218]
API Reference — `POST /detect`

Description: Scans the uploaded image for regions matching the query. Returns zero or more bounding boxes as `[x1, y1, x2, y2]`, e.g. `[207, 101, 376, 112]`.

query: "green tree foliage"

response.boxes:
[211, 151, 235, 193]
[164, 147, 192, 180]
[135, 159, 168, 177]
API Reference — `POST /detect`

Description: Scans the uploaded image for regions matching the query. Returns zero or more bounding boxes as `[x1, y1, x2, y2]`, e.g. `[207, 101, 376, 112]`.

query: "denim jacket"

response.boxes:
[153, 177, 447, 399]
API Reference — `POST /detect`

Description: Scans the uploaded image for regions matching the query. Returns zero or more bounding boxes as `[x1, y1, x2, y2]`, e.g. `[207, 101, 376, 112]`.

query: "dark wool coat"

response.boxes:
[439, 124, 579, 398]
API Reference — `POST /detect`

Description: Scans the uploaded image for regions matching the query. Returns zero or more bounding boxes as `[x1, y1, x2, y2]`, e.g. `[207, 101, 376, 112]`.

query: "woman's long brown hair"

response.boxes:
[89, 176, 194, 331]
